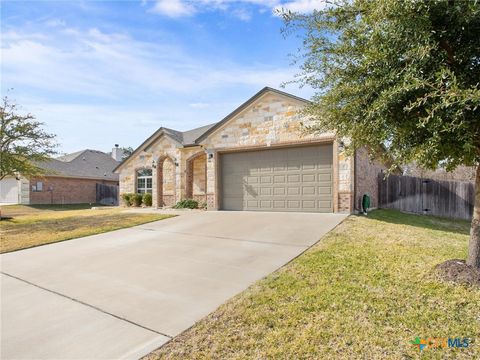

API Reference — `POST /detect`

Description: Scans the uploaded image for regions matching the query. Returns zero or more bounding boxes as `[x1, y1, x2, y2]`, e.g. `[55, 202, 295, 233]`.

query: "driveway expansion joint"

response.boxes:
[1, 271, 173, 339]
[138, 228, 309, 248]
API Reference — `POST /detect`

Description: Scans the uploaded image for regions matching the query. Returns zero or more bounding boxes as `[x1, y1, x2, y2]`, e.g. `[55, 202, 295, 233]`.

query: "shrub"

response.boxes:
[143, 193, 152, 207]
[173, 199, 199, 209]
[132, 193, 143, 207]
[200, 202, 207, 209]
[121, 193, 134, 207]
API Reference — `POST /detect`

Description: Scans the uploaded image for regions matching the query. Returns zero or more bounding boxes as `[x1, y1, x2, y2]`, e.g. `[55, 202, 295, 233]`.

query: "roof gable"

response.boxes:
[114, 87, 309, 172]
[113, 129, 182, 172]
[194, 87, 309, 144]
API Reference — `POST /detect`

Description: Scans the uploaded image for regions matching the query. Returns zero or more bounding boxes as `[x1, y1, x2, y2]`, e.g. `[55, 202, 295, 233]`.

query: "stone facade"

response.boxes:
[28, 176, 118, 205]
[115, 89, 370, 213]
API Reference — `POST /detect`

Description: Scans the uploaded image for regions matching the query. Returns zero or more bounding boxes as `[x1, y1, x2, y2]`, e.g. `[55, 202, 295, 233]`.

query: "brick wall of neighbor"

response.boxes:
[29, 176, 118, 204]
[354, 147, 387, 210]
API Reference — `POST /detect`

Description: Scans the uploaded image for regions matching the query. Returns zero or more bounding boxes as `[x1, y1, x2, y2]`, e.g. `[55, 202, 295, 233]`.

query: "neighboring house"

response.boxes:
[0, 147, 122, 205]
[114, 87, 386, 213]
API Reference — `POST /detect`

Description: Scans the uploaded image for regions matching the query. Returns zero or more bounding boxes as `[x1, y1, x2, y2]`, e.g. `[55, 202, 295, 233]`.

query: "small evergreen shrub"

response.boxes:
[173, 199, 199, 209]
[121, 193, 134, 207]
[132, 193, 143, 207]
[143, 193, 153, 207]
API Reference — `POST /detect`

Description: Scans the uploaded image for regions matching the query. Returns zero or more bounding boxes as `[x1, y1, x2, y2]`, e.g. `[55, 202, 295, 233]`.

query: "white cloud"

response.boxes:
[151, 0, 196, 17]
[231, 7, 252, 21]
[1, 24, 312, 153]
[45, 18, 66, 27]
[149, 0, 328, 19]
[274, 0, 329, 13]
[1, 26, 296, 99]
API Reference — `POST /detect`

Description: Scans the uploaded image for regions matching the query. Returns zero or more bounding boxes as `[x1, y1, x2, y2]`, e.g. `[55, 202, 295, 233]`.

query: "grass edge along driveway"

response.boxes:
[1, 205, 175, 253]
[146, 209, 479, 360]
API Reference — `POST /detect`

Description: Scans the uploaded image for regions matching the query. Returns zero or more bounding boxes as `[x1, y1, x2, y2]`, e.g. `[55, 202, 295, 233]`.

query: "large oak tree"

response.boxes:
[281, 0, 480, 267]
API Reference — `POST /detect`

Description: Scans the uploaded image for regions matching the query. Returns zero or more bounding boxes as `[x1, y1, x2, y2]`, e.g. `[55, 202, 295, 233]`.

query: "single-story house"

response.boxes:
[0, 148, 121, 205]
[114, 87, 386, 213]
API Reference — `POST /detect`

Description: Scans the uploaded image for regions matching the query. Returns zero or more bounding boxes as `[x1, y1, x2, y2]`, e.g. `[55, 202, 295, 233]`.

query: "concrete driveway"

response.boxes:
[1, 211, 346, 359]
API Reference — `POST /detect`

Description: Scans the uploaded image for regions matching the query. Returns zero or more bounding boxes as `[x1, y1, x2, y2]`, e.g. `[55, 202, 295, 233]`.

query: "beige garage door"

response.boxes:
[220, 144, 333, 212]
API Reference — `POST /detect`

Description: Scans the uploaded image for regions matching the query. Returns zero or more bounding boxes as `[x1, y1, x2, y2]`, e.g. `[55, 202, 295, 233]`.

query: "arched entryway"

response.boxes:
[185, 152, 207, 204]
[157, 155, 176, 207]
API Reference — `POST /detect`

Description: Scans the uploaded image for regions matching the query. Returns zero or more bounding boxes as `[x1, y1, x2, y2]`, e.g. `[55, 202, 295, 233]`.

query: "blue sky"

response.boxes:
[1, 0, 323, 154]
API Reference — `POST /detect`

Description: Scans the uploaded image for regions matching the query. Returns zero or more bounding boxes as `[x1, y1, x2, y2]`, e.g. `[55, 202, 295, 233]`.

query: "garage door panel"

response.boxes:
[260, 176, 272, 184]
[302, 174, 316, 182]
[260, 200, 272, 209]
[302, 200, 316, 209]
[319, 186, 332, 195]
[319, 200, 332, 209]
[287, 174, 300, 183]
[287, 187, 300, 195]
[259, 188, 271, 196]
[319, 173, 332, 181]
[302, 186, 316, 195]
[221, 144, 333, 212]
[287, 200, 301, 209]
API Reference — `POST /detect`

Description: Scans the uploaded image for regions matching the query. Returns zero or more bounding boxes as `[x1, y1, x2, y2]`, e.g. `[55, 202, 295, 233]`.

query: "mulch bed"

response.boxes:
[435, 259, 480, 287]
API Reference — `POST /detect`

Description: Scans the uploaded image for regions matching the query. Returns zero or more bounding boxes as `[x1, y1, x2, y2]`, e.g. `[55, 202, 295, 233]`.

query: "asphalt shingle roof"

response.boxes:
[38, 149, 119, 181]
[115, 87, 310, 172]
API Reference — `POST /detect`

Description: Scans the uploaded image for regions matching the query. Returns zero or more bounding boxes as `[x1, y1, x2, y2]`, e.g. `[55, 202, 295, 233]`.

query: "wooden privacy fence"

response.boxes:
[96, 183, 119, 206]
[378, 174, 474, 220]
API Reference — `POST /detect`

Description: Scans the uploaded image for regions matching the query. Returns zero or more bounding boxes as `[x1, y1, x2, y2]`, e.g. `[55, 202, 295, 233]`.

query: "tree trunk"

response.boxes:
[466, 164, 480, 268]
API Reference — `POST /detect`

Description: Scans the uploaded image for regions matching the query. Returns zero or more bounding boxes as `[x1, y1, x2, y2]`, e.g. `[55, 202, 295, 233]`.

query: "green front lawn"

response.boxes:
[147, 210, 479, 360]
[0, 205, 174, 253]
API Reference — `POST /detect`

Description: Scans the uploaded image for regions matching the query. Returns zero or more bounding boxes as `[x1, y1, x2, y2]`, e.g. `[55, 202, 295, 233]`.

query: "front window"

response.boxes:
[136, 168, 152, 194]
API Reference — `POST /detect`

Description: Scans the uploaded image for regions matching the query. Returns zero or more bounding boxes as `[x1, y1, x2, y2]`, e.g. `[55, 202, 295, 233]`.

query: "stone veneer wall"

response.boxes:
[200, 92, 353, 212]
[337, 143, 354, 212]
[119, 136, 181, 207]
[161, 157, 175, 206]
[118, 92, 354, 212]
[192, 154, 206, 195]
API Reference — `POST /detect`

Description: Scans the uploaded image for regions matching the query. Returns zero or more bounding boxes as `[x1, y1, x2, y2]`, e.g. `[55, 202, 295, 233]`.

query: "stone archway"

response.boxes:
[185, 152, 207, 204]
[157, 155, 176, 207]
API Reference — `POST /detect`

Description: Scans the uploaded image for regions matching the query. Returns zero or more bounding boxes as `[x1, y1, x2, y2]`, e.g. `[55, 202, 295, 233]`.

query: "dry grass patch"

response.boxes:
[0, 205, 174, 253]
[146, 210, 479, 360]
